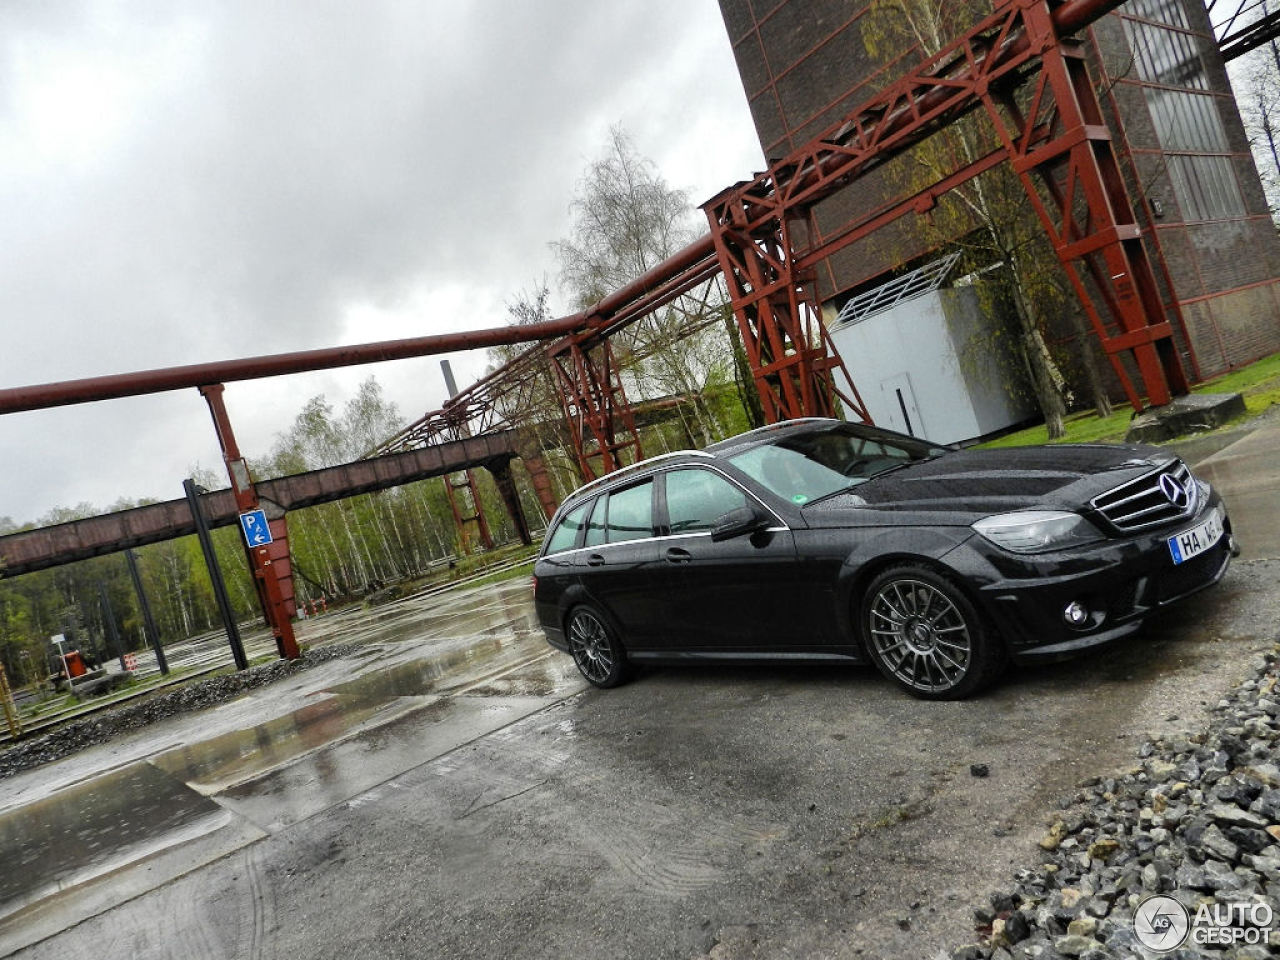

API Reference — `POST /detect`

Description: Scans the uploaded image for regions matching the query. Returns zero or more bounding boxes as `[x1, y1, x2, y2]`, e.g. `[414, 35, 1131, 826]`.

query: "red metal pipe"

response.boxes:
[0, 316, 580, 415]
[1050, 0, 1128, 37]
[0, 236, 716, 417]
[590, 234, 715, 319]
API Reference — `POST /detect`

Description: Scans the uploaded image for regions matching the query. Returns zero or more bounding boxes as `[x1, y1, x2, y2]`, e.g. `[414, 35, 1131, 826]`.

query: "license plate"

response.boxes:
[1168, 508, 1223, 565]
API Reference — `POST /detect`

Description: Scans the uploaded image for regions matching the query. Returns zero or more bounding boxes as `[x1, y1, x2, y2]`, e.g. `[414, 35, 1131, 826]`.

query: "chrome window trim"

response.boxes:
[540, 462, 789, 557]
[544, 526, 792, 560]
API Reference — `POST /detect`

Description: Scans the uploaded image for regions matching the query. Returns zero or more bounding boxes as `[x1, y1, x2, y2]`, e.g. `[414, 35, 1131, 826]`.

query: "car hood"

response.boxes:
[802, 443, 1173, 526]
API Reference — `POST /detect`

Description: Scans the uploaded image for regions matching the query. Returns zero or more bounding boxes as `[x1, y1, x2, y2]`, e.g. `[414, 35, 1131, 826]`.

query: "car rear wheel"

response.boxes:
[566, 605, 630, 689]
[861, 566, 1003, 700]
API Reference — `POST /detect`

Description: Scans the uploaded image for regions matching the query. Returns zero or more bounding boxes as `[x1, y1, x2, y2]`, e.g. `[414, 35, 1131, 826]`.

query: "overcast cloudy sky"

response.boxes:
[0, 0, 764, 525]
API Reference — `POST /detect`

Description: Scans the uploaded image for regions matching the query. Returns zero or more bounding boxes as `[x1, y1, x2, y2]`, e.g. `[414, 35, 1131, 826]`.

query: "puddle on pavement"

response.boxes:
[150, 693, 402, 793]
[150, 636, 549, 792]
[213, 694, 561, 829]
[464, 654, 582, 698]
[1192, 446, 1280, 560]
[0, 761, 220, 911]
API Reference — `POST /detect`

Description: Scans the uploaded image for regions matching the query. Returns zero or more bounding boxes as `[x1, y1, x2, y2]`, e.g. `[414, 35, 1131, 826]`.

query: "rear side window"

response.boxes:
[606, 481, 654, 542]
[584, 496, 607, 547]
[586, 480, 655, 544]
[665, 469, 748, 533]
[545, 502, 590, 555]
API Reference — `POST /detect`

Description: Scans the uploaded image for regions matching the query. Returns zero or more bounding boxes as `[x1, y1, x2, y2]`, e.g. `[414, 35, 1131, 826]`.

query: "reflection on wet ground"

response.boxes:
[1183, 418, 1280, 560]
[0, 762, 220, 908]
[0, 577, 584, 954]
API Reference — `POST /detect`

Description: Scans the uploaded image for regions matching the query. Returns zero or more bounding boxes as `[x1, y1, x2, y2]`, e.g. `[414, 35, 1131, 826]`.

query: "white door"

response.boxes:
[879, 373, 924, 437]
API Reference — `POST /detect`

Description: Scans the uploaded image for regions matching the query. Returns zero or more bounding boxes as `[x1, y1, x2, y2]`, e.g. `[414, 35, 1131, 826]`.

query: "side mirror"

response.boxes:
[710, 505, 770, 542]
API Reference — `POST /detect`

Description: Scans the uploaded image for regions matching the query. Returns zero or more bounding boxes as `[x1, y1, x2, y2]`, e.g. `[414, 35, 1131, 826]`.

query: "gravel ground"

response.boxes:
[950, 644, 1280, 959]
[0, 643, 357, 781]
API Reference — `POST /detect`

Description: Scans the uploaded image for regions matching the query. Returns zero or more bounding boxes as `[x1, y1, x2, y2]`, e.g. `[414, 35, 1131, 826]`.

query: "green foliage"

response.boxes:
[548, 126, 762, 445]
[981, 350, 1280, 447]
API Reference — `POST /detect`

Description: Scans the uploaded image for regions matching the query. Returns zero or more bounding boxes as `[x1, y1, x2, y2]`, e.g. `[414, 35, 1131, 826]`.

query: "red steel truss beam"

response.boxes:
[0, 0, 1151, 463]
[549, 337, 644, 480]
[0, 431, 522, 578]
[376, 262, 723, 455]
[989, 6, 1188, 405]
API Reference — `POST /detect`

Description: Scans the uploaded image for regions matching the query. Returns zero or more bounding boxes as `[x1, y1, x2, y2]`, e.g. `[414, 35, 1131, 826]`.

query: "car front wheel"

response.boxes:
[565, 605, 630, 689]
[860, 566, 1003, 700]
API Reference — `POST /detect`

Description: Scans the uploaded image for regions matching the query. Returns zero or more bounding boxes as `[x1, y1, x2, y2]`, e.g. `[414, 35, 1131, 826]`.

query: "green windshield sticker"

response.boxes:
[792, 494, 808, 504]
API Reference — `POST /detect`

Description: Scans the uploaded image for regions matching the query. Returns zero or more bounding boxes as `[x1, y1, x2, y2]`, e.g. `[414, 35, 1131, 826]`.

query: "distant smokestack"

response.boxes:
[440, 359, 459, 399]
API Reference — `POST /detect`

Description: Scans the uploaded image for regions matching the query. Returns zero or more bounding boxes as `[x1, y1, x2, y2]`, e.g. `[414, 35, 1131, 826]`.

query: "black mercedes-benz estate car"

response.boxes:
[532, 418, 1234, 699]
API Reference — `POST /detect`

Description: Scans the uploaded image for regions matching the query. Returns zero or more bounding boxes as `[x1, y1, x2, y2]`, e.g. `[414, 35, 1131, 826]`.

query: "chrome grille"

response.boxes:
[1091, 461, 1198, 532]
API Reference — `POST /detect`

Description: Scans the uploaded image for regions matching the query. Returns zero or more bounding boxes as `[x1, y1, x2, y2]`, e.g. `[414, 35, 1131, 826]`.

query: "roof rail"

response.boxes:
[566, 449, 714, 502]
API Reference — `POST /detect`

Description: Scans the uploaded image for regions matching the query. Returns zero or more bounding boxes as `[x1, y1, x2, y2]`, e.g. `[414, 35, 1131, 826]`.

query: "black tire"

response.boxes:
[859, 565, 1004, 700]
[565, 604, 631, 689]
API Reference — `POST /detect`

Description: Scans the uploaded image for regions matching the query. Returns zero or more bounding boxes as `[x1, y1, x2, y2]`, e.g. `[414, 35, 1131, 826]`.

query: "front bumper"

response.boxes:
[944, 496, 1233, 664]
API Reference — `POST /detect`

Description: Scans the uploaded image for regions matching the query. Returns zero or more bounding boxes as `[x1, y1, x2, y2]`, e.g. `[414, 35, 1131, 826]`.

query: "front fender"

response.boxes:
[818, 525, 977, 647]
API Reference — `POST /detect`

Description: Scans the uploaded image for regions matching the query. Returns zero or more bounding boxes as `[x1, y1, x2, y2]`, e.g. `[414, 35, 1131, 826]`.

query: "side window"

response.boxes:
[544, 502, 589, 554]
[584, 494, 607, 547]
[604, 480, 654, 543]
[665, 469, 749, 534]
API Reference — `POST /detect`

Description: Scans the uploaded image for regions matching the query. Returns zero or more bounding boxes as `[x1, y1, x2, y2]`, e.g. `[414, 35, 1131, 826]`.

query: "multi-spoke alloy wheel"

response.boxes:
[566, 606, 629, 688]
[861, 566, 1002, 699]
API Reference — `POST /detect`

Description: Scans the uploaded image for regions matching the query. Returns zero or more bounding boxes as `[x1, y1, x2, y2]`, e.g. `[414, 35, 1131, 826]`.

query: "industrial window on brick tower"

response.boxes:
[1123, 0, 1247, 221]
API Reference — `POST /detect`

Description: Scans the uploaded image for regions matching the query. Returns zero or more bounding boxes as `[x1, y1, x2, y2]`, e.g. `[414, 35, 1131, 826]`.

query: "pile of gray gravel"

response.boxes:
[0, 643, 357, 781]
[951, 645, 1280, 960]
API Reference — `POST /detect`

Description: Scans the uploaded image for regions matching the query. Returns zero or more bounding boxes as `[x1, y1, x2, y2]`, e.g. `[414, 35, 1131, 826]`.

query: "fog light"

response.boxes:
[1063, 601, 1089, 627]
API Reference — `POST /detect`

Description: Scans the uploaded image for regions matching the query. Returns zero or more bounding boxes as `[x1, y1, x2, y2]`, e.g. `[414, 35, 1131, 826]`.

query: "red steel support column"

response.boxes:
[982, 1, 1188, 409]
[200, 384, 300, 661]
[701, 196, 871, 425]
[548, 334, 643, 481]
[442, 468, 494, 555]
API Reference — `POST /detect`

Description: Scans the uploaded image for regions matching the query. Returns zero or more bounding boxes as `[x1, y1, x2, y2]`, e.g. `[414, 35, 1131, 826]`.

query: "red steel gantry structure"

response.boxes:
[0, 0, 1205, 659]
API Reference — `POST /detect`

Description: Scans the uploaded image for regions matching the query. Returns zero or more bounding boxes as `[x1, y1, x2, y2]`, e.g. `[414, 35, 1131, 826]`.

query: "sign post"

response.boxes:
[200, 384, 299, 661]
[49, 633, 72, 690]
[185, 479, 250, 671]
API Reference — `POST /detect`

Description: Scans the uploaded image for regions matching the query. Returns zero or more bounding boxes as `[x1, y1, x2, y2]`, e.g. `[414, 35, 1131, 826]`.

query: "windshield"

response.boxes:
[726, 426, 947, 505]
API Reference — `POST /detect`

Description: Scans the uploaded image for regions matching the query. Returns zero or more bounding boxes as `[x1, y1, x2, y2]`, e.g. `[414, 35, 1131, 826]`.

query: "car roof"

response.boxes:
[703, 417, 844, 456]
[551, 418, 863, 518]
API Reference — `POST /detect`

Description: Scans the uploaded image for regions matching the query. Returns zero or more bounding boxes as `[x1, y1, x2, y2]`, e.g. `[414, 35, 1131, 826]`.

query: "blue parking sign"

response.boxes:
[239, 509, 273, 547]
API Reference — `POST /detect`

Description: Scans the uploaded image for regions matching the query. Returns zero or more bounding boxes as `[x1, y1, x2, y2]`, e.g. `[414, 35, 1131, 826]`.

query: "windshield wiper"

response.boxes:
[805, 482, 868, 507]
[803, 456, 938, 507]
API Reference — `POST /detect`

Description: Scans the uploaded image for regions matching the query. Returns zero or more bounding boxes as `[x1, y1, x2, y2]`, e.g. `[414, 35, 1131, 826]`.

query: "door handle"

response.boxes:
[664, 547, 692, 564]
[587, 553, 605, 567]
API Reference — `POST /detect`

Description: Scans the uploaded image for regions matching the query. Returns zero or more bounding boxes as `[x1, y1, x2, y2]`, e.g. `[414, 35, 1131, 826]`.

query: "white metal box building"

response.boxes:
[828, 263, 1037, 445]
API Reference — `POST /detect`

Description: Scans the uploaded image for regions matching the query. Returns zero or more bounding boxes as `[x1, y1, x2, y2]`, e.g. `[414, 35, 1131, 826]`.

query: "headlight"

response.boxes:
[1196, 478, 1211, 500]
[972, 511, 1103, 553]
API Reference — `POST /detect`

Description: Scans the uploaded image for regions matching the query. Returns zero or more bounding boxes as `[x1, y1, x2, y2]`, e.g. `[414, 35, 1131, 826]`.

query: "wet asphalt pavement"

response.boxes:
[3, 417, 1280, 960]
